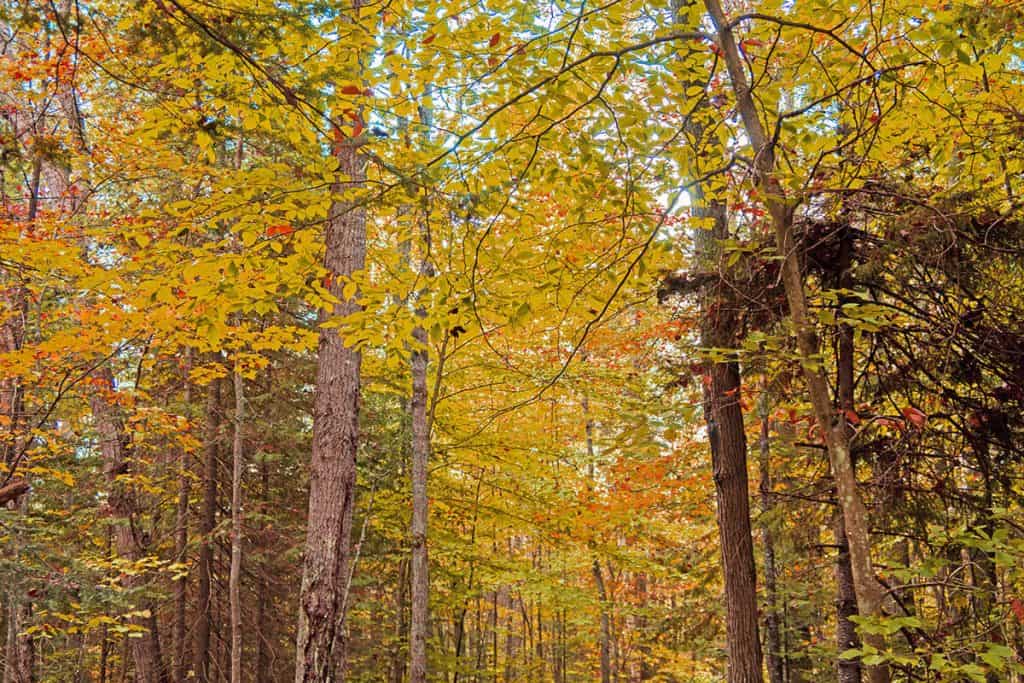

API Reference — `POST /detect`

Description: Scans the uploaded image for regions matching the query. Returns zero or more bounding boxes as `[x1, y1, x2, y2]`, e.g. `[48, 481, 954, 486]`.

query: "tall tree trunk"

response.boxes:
[593, 561, 613, 683]
[758, 404, 785, 683]
[294, 86, 368, 682]
[410, 208, 432, 683]
[692, 169, 763, 683]
[255, 453, 274, 683]
[193, 377, 220, 683]
[229, 370, 245, 683]
[172, 364, 192, 683]
[835, 227, 863, 683]
[701, 6, 890, 683]
[89, 367, 165, 683]
[582, 391, 613, 683]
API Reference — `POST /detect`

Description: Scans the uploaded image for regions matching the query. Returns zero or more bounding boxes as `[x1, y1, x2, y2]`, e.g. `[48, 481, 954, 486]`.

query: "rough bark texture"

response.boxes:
[758, 408, 785, 683]
[835, 228, 864, 683]
[702, 6, 890, 680]
[193, 378, 220, 683]
[294, 130, 367, 682]
[89, 367, 165, 683]
[410, 210, 432, 683]
[229, 370, 245, 683]
[172, 372, 191, 683]
[706, 358, 764, 683]
[691, 181, 763, 683]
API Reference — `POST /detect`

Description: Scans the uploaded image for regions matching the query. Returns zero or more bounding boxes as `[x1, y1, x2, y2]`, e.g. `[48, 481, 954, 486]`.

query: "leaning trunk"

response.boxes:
[701, 6, 889, 682]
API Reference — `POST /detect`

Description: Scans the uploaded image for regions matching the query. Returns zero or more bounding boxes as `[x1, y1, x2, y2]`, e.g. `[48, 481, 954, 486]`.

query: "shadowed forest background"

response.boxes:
[1, 0, 1024, 681]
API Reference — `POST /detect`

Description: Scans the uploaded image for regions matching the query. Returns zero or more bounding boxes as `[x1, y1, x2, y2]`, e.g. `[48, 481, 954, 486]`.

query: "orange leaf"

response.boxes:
[844, 409, 861, 425]
[267, 224, 294, 237]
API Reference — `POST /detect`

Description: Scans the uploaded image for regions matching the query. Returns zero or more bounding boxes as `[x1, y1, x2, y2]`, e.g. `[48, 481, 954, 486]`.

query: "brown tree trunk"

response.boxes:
[758, 406, 785, 683]
[593, 561, 613, 683]
[706, 357, 764, 683]
[410, 211, 432, 683]
[193, 377, 220, 683]
[835, 228, 863, 683]
[89, 367, 165, 683]
[172, 365, 192, 683]
[701, 6, 890, 682]
[229, 369, 245, 683]
[294, 100, 368, 682]
[692, 185, 763, 683]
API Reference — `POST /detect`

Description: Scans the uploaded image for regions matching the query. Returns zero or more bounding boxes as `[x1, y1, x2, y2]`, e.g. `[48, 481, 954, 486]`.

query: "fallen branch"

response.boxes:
[0, 479, 30, 506]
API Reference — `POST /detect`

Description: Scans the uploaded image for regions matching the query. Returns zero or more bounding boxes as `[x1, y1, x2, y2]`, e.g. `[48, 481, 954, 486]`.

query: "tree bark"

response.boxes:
[294, 93, 368, 682]
[701, 6, 890, 681]
[582, 391, 614, 683]
[410, 205, 432, 683]
[193, 377, 220, 683]
[835, 228, 864, 683]
[229, 369, 245, 683]
[758, 405, 785, 683]
[89, 367, 165, 683]
[691, 161, 763, 683]
[172, 365, 191, 683]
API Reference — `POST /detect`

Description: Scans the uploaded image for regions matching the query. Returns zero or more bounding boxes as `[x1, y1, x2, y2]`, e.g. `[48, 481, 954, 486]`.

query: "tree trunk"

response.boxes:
[758, 406, 785, 683]
[593, 561, 613, 683]
[582, 391, 613, 683]
[229, 370, 245, 683]
[835, 228, 863, 683]
[294, 92, 368, 682]
[172, 366, 192, 683]
[410, 210, 432, 683]
[193, 377, 220, 683]
[701, 5, 890, 682]
[89, 367, 165, 683]
[691, 169, 763, 683]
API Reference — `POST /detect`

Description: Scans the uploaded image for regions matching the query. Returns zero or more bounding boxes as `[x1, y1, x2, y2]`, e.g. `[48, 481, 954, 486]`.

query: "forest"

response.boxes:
[1, 0, 1022, 681]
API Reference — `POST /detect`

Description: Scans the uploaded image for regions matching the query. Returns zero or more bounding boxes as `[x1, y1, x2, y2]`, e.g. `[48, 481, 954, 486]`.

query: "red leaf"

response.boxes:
[340, 84, 362, 95]
[267, 224, 294, 237]
[844, 409, 861, 425]
[421, 33, 436, 45]
[488, 32, 501, 48]
[1012, 598, 1024, 623]
[902, 406, 927, 428]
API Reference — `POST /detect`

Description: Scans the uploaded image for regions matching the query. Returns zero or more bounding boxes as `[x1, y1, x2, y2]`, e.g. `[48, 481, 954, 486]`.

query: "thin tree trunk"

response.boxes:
[89, 367, 164, 683]
[410, 208, 432, 683]
[194, 377, 220, 683]
[294, 63, 368, 681]
[582, 391, 613, 683]
[701, 6, 889, 682]
[172, 363, 192, 683]
[835, 227, 863, 683]
[255, 456, 273, 683]
[229, 369, 245, 683]
[593, 561, 613, 683]
[758, 404, 785, 683]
